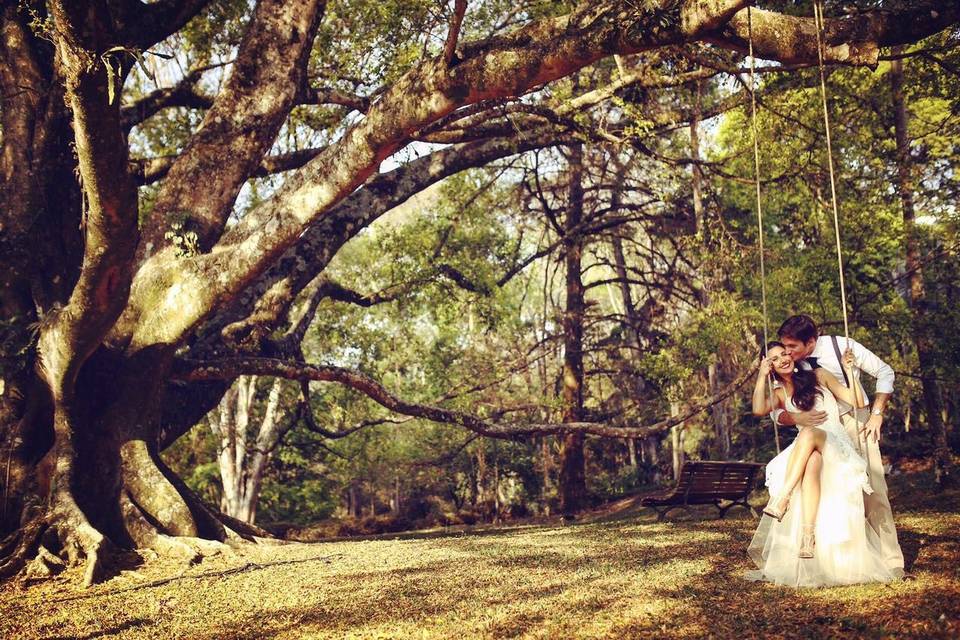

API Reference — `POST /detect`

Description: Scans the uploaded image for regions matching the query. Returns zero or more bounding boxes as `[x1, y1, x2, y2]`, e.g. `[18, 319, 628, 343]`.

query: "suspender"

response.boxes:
[830, 335, 851, 387]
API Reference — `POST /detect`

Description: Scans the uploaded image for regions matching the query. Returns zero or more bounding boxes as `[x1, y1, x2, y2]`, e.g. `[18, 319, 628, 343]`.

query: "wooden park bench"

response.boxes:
[640, 460, 765, 521]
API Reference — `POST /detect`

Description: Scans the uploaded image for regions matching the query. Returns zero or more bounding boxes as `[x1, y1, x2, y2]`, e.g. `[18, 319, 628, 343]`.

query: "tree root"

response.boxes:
[0, 505, 109, 588]
[1, 479, 272, 588]
[23, 544, 66, 581]
[55, 517, 111, 588]
[0, 510, 44, 581]
[120, 489, 238, 568]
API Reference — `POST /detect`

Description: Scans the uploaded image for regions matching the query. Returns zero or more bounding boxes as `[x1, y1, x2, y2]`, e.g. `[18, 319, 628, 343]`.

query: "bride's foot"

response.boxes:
[799, 525, 816, 559]
[762, 494, 790, 522]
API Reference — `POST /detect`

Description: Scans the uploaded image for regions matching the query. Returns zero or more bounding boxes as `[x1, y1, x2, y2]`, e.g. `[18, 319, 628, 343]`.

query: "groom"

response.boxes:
[773, 314, 904, 576]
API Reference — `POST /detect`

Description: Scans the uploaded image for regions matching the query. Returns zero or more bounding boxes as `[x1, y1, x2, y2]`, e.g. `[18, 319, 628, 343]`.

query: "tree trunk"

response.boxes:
[559, 142, 588, 517]
[689, 78, 731, 458]
[670, 401, 684, 481]
[643, 437, 661, 484]
[391, 475, 400, 515]
[889, 52, 954, 486]
[209, 377, 286, 524]
[690, 78, 706, 239]
[708, 362, 731, 458]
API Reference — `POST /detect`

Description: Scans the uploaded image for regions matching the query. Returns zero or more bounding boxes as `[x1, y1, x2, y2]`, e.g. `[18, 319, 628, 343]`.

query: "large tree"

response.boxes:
[0, 0, 956, 585]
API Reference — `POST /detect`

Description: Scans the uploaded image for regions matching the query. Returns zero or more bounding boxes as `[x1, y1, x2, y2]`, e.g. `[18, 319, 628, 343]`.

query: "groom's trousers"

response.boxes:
[841, 407, 906, 577]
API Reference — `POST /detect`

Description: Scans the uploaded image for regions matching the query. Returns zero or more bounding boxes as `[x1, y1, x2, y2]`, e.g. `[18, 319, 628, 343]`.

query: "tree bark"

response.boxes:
[670, 401, 684, 481]
[889, 52, 954, 486]
[559, 142, 588, 517]
[688, 77, 730, 458]
[210, 376, 288, 523]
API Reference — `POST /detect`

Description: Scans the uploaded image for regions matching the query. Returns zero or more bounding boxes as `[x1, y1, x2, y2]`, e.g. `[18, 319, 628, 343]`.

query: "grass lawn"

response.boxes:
[2, 469, 958, 639]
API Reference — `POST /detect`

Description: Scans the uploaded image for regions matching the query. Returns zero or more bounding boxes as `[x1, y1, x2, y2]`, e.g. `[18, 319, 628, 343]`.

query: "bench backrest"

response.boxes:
[675, 461, 763, 499]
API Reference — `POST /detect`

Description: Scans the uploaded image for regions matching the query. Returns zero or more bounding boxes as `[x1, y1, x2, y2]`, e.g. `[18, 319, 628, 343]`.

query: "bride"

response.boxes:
[746, 341, 901, 587]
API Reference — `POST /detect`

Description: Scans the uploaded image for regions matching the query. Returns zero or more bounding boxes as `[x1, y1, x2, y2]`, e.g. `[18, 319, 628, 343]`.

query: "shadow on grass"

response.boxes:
[19, 470, 959, 640]
[183, 507, 960, 640]
[178, 529, 742, 640]
[897, 526, 960, 573]
[47, 617, 152, 640]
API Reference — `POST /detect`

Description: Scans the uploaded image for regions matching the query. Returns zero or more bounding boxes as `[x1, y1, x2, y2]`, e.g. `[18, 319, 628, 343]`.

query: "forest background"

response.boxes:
[151, 0, 960, 535]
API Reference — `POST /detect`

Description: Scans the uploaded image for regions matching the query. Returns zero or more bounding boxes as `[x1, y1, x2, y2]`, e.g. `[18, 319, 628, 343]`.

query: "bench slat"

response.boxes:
[640, 461, 764, 516]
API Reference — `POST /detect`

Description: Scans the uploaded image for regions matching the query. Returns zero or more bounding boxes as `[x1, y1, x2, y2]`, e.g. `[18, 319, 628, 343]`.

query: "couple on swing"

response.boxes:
[747, 315, 905, 588]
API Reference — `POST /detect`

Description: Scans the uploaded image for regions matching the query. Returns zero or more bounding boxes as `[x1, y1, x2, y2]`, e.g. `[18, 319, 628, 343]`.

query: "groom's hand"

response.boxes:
[791, 410, 827, 428]
[859, 414, 883, 443]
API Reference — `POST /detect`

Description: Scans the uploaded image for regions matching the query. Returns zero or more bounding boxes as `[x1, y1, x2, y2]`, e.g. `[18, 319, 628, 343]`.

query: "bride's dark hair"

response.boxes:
[765, 340, 821, 411]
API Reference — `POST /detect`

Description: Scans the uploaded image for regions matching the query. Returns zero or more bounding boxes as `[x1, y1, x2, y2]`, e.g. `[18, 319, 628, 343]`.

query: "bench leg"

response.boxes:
[653, 506, 683, 521]
[718, 499, 757, 519]
[717, 502, 729, 519]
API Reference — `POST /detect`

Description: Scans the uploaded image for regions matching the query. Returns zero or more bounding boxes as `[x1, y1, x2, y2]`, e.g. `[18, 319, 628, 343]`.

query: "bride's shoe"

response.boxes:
[762, 494, 790, 522]
[799, 525, 816, 559]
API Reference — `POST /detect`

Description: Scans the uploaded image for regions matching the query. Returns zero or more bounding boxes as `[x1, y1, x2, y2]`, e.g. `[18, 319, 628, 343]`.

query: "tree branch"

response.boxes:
[172, 356, 758, 440]
[443, 0, 468, 66]
[137, 0, 326, 256]
[134, 147, 328, 186]
[117, 0, 212, 50]
[712, 2, 960, 67]
[298, 85, 371, 113]
[121, 65, 217, 130]
[186, 129, 570, 364]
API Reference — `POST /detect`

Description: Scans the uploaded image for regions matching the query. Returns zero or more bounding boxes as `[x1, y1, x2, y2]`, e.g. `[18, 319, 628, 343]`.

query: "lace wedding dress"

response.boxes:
[746, 386, 900, 587]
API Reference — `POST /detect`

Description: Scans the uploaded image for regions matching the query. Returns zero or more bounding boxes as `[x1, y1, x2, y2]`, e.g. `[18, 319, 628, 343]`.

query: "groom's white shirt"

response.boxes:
[775, 335, 895, 420]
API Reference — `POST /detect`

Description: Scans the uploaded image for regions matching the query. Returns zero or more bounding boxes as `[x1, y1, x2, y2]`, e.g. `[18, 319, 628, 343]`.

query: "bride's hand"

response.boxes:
[758, 355, 774, 377]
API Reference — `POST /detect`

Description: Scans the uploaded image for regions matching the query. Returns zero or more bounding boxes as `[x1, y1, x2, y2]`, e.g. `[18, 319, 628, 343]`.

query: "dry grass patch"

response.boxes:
[2, 473, 958, 639]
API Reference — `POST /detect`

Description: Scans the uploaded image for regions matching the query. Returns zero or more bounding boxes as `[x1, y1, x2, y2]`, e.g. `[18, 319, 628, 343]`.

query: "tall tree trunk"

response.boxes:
[689, 78, 730, 458]
[540, 437, 553, 513]
[889, 52, 954, 486]
[209, 377, 287, 524]
[559, 142, 587, 517]
[607, 160, 644, 476]
[670, 401, 684, 481]
[0, 1, 82, 543]
[643, 436, 661, 484]
[690, 78, 706, 239]
[391, 475, 400, 515]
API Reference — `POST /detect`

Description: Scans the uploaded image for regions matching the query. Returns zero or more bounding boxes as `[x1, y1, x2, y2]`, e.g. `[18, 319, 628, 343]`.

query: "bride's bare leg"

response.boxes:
[800, 451, 823, 526]
[798, 451, 822, 558]
[773, 427, 827, 510]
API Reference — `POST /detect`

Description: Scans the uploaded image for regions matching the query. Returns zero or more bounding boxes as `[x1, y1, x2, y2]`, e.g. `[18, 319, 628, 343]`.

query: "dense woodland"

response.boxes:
[1, 0, 958, 585]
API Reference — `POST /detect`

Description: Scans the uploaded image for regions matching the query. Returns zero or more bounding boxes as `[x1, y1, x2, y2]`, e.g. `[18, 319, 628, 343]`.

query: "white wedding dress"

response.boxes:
[746, 386, 900, 587]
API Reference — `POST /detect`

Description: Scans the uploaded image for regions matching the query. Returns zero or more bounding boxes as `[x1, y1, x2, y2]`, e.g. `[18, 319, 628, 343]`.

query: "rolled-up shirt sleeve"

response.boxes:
[851, 338, 895, 394]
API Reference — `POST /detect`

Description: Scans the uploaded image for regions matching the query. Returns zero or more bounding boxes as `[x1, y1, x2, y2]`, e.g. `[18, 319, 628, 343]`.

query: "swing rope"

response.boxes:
[813, 0, 867, 456]
[813, 0, 852, 346]
[746, 7, 781, 453]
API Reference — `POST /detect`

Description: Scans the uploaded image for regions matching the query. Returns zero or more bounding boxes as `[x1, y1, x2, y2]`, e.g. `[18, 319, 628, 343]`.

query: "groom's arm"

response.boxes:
[851, 339, 895, 395]
[851, 339, 895, 442]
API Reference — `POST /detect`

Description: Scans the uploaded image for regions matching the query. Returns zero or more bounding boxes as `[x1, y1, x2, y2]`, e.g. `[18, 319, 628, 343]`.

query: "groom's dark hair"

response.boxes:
[778, 314, 818, 343]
